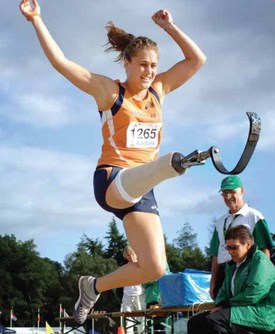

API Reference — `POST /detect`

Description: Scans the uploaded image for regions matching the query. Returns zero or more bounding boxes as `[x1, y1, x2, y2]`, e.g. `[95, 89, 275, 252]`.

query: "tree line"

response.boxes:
[0, 218, 211, 327]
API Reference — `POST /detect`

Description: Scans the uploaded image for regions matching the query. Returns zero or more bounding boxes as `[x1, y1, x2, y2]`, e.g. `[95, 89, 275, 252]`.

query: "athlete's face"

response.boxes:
[124, 49, 159, 90]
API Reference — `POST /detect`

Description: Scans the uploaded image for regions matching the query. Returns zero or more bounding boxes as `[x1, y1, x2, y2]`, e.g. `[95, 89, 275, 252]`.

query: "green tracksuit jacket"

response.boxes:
[216, 245, 275, 332]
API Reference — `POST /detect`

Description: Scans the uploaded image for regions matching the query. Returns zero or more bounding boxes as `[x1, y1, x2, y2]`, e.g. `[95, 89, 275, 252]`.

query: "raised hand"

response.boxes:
[151, 9, 173, 30]
[19, 0, 41, 21]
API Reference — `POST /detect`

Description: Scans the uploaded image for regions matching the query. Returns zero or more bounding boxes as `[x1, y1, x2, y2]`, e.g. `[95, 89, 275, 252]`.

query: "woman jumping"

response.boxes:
[19, 0, 206, 324]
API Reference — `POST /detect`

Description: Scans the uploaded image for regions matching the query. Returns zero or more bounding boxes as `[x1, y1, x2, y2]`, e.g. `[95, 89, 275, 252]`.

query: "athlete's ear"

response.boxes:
[124, 59, 129, 71]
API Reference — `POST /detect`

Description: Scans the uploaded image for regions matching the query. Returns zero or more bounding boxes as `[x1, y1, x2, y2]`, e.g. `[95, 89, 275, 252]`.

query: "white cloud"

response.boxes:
[12, 93, 74, 126]
[0, 145, 109, 238]
[257, 110, 275, 152]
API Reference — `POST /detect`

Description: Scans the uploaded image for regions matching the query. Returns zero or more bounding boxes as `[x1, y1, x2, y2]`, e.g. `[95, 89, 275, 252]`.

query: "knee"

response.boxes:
[149, 263, 166, 281]
[141, 258, 166, 281]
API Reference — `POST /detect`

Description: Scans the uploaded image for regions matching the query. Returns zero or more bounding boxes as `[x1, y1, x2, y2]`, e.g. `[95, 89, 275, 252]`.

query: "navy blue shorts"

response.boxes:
[93, 166, 159, 220]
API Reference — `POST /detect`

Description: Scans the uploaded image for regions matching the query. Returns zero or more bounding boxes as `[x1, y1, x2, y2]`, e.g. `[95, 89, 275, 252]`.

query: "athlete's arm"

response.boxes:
[19, 0, 116, 110]
[152, 9, 206, 95]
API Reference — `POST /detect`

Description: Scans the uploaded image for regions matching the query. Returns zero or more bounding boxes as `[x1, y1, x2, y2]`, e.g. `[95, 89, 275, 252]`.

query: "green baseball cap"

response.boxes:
[220, 175, 243, 192]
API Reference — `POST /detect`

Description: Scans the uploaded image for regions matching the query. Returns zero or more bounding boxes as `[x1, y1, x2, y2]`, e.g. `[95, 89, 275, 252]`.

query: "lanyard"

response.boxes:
[223, 214, 239, 238]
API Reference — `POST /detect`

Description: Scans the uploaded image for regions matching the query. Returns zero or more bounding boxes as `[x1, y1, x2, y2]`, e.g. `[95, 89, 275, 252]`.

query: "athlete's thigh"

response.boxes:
[106, 178, 134, 208]
[123, 211, 166, 271]
[94, 166, 133, 209]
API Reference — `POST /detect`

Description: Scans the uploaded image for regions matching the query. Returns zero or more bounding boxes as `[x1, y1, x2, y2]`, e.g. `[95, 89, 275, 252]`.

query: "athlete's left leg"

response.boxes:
[74, 211, 165, 324]
[95, 211, 166, 291]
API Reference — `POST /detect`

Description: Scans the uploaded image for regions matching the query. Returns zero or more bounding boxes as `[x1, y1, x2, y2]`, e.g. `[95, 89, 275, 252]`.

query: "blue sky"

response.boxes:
[1, 0, 274, 264]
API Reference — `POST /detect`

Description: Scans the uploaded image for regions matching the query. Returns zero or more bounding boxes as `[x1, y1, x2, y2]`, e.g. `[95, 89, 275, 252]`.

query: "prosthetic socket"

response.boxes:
[114, 152, 185, 203]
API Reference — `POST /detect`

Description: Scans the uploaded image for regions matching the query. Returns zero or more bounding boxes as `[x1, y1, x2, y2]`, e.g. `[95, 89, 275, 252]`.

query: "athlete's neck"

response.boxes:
[123, 81, 149, 101]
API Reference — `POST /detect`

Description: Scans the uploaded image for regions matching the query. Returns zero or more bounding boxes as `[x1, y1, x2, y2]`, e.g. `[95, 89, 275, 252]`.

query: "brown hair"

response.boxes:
[105, 22, 159, 62]
[225, 225, 254, 245]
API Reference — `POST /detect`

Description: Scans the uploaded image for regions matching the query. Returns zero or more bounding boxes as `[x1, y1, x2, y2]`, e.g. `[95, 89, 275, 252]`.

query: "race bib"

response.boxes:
[126, 122, 162, 148]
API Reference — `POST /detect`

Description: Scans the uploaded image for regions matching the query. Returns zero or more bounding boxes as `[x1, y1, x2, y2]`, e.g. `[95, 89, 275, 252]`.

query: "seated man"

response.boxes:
[187, 225, 275, 334]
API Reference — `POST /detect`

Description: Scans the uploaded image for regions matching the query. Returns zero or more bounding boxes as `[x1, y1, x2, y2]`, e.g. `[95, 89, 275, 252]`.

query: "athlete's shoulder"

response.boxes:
[151, 81, 164, 103]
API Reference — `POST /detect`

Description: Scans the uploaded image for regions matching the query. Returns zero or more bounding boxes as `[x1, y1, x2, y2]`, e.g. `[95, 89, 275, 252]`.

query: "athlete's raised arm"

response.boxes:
[19, 0, 116, 109]
[152, 9, 206, 95]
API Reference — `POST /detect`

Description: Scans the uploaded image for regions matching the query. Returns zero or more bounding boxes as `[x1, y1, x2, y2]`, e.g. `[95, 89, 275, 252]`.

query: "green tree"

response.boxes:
[0, 234, 63, 326]
[173, 220, 198, 250]
[63, 235, 119, 314]
[104, 218, 127, 266]
[165, 243, 181, 273]
[78, 234, 105, 257]
[180, 247, 209, 271]
[166, 221, 209, 272]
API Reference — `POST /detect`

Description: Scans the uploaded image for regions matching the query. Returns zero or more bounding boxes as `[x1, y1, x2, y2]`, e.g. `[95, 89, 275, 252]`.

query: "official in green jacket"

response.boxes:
[188, 225, 275, 334]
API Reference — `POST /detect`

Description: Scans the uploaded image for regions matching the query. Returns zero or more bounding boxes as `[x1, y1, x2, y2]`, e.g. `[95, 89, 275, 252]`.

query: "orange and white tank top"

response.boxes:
[97, 81, 162, 169]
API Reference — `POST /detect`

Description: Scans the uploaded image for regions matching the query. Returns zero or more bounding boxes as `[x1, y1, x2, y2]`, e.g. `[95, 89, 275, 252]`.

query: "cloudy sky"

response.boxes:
[1, 0, 274, 264]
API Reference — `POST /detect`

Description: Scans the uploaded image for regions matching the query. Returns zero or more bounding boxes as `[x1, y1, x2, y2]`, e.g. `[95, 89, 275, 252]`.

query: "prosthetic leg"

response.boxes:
[115, 152, 185, 201]
[116, 112, 261, 202]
